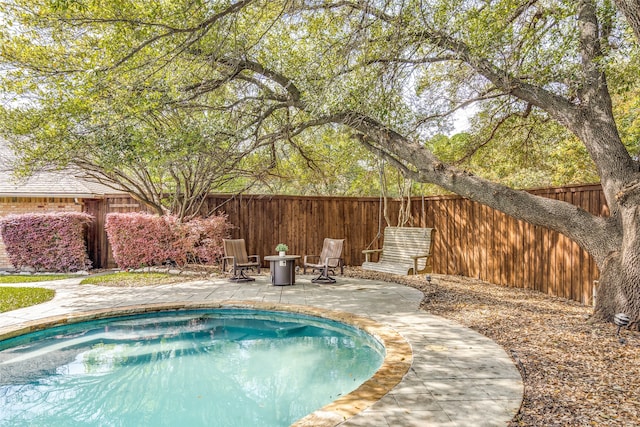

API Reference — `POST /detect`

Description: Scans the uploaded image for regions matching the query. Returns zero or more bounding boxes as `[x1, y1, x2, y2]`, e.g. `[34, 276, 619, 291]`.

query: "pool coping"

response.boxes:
[0, 275, 523, 426]
[0, 300, 412, 427]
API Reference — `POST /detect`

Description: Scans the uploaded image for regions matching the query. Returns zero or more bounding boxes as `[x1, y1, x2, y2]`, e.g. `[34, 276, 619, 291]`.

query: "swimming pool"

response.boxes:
[0, 308, 385, 427]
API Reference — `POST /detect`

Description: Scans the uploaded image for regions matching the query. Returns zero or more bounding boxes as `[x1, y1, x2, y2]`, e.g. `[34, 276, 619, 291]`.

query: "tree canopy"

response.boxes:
[3, 0, 640, 324]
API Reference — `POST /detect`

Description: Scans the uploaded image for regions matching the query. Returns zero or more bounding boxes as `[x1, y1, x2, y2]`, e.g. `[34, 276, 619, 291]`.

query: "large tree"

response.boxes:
[0, 0, 277, 219]
[2, 0, 640, 325]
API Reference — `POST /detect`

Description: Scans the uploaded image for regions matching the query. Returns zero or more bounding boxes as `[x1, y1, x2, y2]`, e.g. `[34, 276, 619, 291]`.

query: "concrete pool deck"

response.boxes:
[0, 274, 523, 426]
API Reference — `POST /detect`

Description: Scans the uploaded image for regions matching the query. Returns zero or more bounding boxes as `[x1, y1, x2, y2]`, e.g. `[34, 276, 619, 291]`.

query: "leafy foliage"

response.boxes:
[0, 0, 625, 197]
[104, 212, 231, 270]
[0, 0, 282, 218]
[0, 213, 93, 272]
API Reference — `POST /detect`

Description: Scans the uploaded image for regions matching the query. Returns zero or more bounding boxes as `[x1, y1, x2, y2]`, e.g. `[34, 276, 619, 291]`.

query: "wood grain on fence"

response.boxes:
[84, 184, 607, 306]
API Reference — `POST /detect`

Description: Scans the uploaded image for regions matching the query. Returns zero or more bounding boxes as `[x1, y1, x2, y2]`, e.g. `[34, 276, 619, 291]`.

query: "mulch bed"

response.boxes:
[344, 268, 640, 427]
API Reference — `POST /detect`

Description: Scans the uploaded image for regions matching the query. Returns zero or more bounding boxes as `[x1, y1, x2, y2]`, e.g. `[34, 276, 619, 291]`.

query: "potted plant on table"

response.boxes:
[275, 243, 289, 257]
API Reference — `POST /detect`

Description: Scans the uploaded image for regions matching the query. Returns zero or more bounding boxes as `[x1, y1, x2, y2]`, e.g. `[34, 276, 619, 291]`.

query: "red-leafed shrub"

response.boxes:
[105, 212, 232, 270]
[188, 214, 233, 263]
[0, 212, 93, 272]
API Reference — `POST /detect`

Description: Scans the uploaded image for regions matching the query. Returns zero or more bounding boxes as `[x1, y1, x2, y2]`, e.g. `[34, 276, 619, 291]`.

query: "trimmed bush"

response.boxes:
[189, 215, 233, 263]
[105, 212, 232, 270]
[0, 212, 93, 272]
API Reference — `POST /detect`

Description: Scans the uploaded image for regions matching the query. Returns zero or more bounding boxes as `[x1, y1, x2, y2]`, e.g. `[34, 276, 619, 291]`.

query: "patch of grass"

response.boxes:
[0, 287, 56, 312]
[0, 274, 76, 284]
[81, 272, 185, 287]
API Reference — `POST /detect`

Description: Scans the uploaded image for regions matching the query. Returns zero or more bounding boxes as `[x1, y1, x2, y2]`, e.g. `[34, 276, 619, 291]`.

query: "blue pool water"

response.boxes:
[0, 309, 385, 427]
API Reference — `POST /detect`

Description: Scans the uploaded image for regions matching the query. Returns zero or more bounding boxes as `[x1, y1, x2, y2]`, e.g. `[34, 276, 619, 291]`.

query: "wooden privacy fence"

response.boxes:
[84, 184, 608, 306]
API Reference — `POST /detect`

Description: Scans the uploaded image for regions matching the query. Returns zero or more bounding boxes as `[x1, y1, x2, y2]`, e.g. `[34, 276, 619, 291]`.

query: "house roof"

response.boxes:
[0, 140, 126, 198]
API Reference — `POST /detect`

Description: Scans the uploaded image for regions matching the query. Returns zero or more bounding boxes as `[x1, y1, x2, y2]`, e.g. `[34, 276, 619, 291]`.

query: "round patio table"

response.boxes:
[264, 255, 300, 286]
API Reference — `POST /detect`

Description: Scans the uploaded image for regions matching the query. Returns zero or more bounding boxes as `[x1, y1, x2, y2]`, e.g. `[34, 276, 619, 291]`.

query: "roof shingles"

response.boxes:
[0, 139, 125, 198]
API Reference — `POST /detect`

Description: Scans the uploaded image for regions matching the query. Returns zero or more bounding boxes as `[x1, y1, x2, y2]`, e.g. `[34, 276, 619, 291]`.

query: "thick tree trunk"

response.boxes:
[595, 252, 640, 330]
[614, 0, 640, 41]
[596, 188, 640, 329]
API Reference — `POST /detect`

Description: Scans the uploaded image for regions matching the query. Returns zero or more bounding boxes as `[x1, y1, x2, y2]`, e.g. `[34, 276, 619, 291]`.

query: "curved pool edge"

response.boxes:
[0, 300, 412, 427]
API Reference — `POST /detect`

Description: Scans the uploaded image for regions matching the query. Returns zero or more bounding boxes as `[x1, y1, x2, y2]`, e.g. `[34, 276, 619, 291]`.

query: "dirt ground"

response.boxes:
[345, 268, 640, 427]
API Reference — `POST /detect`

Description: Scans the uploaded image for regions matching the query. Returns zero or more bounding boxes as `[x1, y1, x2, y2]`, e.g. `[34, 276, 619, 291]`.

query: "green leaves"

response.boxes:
[0, 0, 637, 203]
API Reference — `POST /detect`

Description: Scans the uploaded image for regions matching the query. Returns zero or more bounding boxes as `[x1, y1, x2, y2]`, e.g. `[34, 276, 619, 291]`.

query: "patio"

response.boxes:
[0, 273, 522, 427]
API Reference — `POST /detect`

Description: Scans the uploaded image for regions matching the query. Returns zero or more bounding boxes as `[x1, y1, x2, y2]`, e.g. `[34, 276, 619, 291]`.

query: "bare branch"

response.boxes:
[100, 0, 257, 70]
[230, 58, 303, 101]
[413, 89, 505, 130]
[505, 0, 541, 25]
[297, 0, 396, 22]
